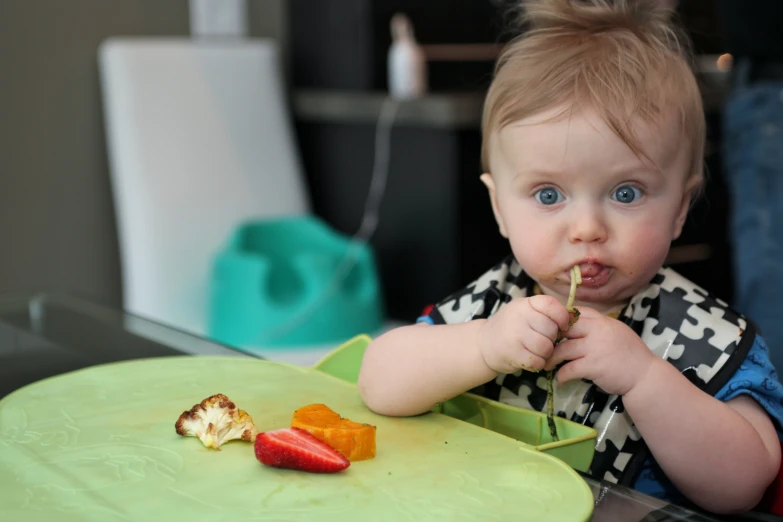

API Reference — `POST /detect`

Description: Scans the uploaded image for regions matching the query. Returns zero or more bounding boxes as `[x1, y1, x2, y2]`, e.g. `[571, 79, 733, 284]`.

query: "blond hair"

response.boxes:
[482, 0, 705, 186]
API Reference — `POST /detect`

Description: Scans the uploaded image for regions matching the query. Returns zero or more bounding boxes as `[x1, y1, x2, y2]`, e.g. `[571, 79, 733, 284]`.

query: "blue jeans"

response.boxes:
[722, 60, 783, 373]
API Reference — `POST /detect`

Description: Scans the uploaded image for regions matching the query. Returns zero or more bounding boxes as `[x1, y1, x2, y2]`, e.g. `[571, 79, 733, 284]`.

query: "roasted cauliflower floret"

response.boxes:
[175, 394, 258, 449]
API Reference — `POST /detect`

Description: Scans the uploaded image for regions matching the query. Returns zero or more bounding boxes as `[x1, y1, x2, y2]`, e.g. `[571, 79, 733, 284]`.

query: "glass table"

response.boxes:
[0, 293, 773, 522]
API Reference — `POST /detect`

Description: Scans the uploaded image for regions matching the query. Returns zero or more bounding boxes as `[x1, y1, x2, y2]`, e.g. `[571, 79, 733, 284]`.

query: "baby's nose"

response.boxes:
[567, 208, 608, 243]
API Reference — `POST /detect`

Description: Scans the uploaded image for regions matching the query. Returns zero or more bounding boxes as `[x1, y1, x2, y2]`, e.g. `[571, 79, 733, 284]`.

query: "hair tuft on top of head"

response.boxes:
[482, 0, 704, 187]
[522, 0, 677, 40]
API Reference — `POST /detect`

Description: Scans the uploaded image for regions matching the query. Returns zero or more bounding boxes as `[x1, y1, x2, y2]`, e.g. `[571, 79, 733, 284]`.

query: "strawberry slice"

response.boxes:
[254, 427, 350, 473]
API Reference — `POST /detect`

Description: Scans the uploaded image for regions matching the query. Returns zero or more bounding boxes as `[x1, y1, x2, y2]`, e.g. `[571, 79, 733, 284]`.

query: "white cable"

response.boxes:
[355, 97, 399, 241]
[258, 97, 400, 343]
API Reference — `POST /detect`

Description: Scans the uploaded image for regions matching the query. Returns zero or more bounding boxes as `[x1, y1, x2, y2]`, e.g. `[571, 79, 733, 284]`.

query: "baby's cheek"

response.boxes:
[510, 228, 560, 274]
[621, 221, 672, 272]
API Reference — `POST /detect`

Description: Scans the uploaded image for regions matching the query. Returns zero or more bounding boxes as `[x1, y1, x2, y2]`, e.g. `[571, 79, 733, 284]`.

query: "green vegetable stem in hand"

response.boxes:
[546, 266, 582, 442]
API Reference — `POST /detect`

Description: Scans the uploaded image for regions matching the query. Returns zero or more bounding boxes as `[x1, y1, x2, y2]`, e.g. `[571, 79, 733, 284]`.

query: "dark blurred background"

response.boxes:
[0, 0, 734, 323]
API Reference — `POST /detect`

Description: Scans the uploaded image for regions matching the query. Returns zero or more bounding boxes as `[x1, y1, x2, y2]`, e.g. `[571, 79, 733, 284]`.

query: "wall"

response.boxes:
[0, 0, 285, 307]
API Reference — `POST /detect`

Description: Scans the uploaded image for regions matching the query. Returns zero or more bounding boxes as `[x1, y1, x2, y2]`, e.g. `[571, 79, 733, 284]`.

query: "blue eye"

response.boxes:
[612, 185, 642, 204]
[534, 187, 564, 205]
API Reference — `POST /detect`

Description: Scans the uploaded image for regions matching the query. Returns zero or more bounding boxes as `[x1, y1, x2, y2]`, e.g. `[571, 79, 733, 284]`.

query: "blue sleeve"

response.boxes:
[634, 334, 783, 502]
[714, 334, 783, 435]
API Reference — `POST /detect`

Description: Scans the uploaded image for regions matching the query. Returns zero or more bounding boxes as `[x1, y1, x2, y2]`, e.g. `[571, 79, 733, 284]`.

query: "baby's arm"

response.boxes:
[358, 320, 496, 416]
[551, 310, 780, 512]
[358, 295, 570, 417]
[623, 358, 780, 514]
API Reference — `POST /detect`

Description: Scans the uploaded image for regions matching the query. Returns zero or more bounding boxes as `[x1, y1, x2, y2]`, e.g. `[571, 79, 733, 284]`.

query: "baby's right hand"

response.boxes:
[477, 295, 571, 374]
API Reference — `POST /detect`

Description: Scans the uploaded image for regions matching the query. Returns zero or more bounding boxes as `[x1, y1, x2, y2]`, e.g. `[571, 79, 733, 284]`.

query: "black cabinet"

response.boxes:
[288, 0, 506, 92]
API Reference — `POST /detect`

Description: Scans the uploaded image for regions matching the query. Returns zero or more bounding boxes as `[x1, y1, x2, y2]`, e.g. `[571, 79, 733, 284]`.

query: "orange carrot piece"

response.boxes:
[291, 404, 376, 461]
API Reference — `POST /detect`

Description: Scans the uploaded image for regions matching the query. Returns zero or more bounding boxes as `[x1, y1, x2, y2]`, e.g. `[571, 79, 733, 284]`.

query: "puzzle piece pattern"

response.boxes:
[422, 259, 752, 485]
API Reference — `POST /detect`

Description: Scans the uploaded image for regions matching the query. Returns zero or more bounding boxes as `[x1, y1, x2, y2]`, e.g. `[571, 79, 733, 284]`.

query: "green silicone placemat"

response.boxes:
[0, 356, 594, 521]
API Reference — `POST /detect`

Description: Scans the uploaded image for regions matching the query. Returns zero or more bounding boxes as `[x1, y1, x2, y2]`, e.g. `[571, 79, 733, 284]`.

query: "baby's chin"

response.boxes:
[578, 281, 649, 309]
[537, 278, 635, 311]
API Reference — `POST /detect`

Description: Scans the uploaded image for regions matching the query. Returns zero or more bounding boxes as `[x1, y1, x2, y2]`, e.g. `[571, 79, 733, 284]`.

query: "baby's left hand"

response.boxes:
[545, 307, 655, 396]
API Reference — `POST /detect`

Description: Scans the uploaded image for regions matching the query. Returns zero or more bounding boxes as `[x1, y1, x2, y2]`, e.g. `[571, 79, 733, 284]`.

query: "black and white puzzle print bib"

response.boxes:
[426, 255, 754, 485]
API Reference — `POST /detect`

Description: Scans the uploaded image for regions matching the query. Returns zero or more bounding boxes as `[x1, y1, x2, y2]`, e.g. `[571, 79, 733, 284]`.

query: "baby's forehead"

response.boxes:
[494, 104, 686, 172]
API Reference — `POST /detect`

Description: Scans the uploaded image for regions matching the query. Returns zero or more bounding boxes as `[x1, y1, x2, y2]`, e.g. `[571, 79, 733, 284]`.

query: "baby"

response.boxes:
[359, 0, 783, 514]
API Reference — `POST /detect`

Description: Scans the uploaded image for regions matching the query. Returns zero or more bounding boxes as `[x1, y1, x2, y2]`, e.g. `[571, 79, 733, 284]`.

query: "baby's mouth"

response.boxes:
[569, 262, 612, 288]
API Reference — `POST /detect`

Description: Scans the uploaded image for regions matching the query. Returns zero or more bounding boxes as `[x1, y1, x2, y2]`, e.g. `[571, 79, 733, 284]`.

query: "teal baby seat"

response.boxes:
[208, 215, 384, 347]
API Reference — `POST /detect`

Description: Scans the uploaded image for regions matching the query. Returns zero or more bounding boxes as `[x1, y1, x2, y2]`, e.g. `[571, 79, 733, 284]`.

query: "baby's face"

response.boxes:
[483, 105, 695, 313]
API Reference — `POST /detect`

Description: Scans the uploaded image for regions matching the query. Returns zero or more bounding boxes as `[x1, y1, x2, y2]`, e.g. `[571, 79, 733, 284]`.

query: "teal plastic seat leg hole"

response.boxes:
[208, 215, 385, 347]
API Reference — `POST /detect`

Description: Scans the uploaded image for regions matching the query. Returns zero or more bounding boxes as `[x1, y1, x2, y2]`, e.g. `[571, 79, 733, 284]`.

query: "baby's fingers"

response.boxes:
[527, 308, 561, 342]
[555, 357, 589, 385]
[516, 351, 547, 373]
[560, 307, 599, 339]
[524, 330, 556, 360]
[528, 295, 570, 331]
[544, 338, 583, 370]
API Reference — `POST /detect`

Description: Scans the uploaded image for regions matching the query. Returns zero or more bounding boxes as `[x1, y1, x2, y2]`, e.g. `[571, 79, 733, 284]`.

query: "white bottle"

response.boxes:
[387, 13, 428, 99]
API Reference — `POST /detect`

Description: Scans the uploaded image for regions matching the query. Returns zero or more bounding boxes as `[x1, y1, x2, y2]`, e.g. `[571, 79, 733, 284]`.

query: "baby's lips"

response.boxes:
[576, 262, 605, 278]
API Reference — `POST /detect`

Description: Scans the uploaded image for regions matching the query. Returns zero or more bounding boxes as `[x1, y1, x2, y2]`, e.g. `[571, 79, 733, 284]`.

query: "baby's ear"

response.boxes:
[480, 173, 508, 238]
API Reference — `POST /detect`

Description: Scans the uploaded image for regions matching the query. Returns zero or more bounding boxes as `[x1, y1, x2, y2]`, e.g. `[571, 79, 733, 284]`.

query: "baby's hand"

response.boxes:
[478, 295, 571, 374]
[545, 307, 654, 396]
